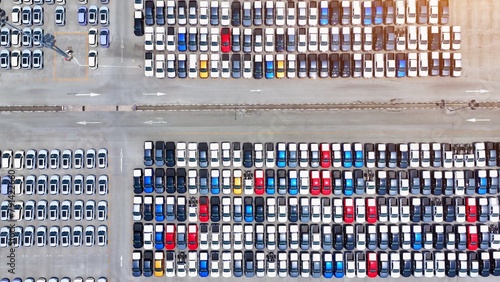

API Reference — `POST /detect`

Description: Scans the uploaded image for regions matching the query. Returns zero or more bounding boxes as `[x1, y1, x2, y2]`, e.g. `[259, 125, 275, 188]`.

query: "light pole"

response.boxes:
[0, 8, 72, 60]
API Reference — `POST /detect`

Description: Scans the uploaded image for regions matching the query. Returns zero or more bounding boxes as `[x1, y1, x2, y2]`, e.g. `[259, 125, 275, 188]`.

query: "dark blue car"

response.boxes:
[178, 30, 187, 51]
[155, 201, 164, 221]
[288, 173, 298, 195]
[319, 6, 329, 25]
[244, 197, 253, 222]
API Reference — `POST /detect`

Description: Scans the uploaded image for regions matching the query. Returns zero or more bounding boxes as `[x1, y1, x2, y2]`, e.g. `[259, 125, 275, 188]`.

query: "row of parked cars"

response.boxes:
[134, 165, 500, 196]
[77, 6, 109, 26]
[1, 199, 108, 221]
[1, 27, 46, 48]
[133, 194, 500, 224]
[1, 174, 109, 195]
[145, 25, 460, 53]
[135, 0, 450, 28]
[0, 148, 108, 170]
[0, 49, 43, 70]
[134, 220, 500, 252]
[10, 5, 66, 26]
[133, 249, 500, 278]
[146, 50, 460, 79]
[1, 224, 108, 248]
[143, 141, 493, 169]
[1, 278, 107, 282]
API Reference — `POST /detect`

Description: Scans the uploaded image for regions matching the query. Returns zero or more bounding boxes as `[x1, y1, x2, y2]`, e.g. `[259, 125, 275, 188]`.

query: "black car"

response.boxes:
[353, 169, 364, 195]
[443, 197, 454, 222]
[333, 225, 343, 251]
[133, 222, 143, 248]
[165, 142, 175, 167]
[243, 142, 253, 168]
[255, 197, 265, 222]
[329, 53, 340, 78]
[485, 142, 497, 167]
[143, 250, 153, 277]
[384, 26, 395, 51]
[134, 11, 145, 36]
[177, 168, 186, 193]
[232, 54, 241, 78]
[479, 252, 491, 277]
[409, 169, 421, 194]
[210, 196, 220, 222]
[401, 251, 412, 277]
[329, 0, 339, 25]
[155, 168, 165, 193]
[439, 0, 449, 24]
[417, 0, 427, 24]
[340, 53, 350, 78]
[144, 198, 153, 221]
[198, 142, 209, 168]
[244, 251, 255, 277]
[373, 26, 383, 51]
[253, 55, 263, 79]
[134, 169, 143, 194]
[156, 1, 165, 25]
[276, 30, 284, 52]
[386, 143, 397, 168]
[232, 1, 241, 26]
[166, 168, 175, 193]
[177, 196, 186, 221]
[132, 251, 142, 277]
[145, 0, 155, 26]
[299, 224, 310, 250]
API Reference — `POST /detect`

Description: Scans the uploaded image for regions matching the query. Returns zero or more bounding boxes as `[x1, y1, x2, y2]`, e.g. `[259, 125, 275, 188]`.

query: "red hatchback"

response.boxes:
[187, 224, 198, 250]
[221, 28, 231, 53]
[465, 197, 477, 223]
[199, 196, 209, 222]
[310, 170, 321, 195]
[254, 169, 265, 195]
[467, 225, 478, 251]
[365, 198, 377, 224]
[321, 170, 331, 195]
[344, 198, 354, 223]
[367, 252, 378, 278]
[165, 224, 176, 250]
[320, 143, 331, 168]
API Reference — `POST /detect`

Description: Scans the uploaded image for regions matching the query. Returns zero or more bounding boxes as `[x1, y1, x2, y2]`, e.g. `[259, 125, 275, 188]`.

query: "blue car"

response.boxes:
[363, 5, 372, 25]
[323, 253, 334, 278]
[396, 53, 407, 77]
[319, 6, 329, 25]
[477, 172, 487, 194]
[412, 228, 422, 250]
[334, 253, 344, 278]
[353, 144, 364, 168]
[265, 58, 274, 79]
[266, 170, 275, 195]
[276, 143, 287, 167]
[344, 172, 354, 196]
[199, 251, 209, 277]
[143, 168, 154, 193]
[374, 1, 383, 24]
[244, 197, 253, 222]
[288, 172, 298, 195]
[342, 145, 353, 168]
[155, 229, 164, 250]
[178, 29, 187, 51]
[210, 171, 220, 194]
[155, 200, 165, 221]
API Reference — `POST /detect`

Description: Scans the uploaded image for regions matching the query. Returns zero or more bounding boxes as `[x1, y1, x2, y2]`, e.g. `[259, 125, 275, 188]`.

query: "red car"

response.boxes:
[187, 224, 198, 250]
[221, 28, 231, 53]
[254, 169, 264, 195]
[467, 225, 478, 251]
[165, 224, 176, 250]
[366, 198, 377, 224]
[321, 170, 331, 195]
[320, 143, 331, 168]
[465, 197, 477, 223]
[199, 196, 209, 222]
[310, 170, 321, 195]
[344, 198, 354, 223]
[367, 252, 378, 278]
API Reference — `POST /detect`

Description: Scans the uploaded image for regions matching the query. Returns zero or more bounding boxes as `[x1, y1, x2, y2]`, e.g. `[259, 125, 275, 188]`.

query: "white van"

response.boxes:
[188, 53, 197, 78]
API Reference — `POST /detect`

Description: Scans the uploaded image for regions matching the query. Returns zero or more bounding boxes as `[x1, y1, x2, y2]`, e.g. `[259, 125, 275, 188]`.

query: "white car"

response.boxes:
[144, 27, 154, 51]
[452, 25, 461, 50]
[407, 53, 418, 77]
[351, 0, 361, 25]
[286, 1, 296, 26]
[297, 2, 307, 26]
[275, 1, 285, 26]
[210, 28, 219, 52]
[374, 53, 384, 78]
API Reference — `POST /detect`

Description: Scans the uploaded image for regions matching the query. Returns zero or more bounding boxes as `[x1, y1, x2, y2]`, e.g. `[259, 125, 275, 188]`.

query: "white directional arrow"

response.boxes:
[250, 89, 262, 92]
[143, 92, 167, 96]
[465, 89, 490, 94]
[466, 118, 491, 123]
[77, 121, 102, 125]
[144, 120, 168, 125]
[76, 93, 100, 97]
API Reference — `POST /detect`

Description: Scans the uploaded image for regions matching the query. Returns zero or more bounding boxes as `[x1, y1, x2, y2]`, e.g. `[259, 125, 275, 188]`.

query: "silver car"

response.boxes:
[33, 50, 44, 70]
[33, 5, 44, 25]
